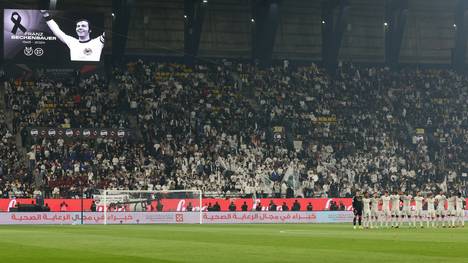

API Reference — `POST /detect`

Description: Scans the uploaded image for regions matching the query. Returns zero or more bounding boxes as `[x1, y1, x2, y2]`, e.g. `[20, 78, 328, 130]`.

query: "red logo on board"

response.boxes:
[175, 214, 184, 222]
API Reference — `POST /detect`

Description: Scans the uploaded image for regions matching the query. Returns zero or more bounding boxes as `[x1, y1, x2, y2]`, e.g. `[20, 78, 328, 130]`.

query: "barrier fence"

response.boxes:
[2, 211, 468, 225]
[0, 198, 354, 212]
[1, 211, 354, 224]
[2, 198, 467, 212]
[2, 197, 466, 225]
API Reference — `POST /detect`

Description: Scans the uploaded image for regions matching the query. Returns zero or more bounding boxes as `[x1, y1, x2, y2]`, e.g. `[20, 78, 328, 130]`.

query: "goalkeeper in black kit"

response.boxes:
[353, 191, 364, 229]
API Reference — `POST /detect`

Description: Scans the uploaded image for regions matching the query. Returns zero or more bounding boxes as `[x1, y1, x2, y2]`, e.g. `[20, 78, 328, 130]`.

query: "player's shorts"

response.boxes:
[381, 209, 391, 217]
[413, 209, 424, 217]
[391, 209, 400, 216]
[437, 209, 446, 216]
[371, 210, 379, 218]
[447, 209, 456, 216]
[401, 208, 411, 216]
[427, 209, 436, 218]
[456, 209, 464, 217]
[353, 209, 363, 216]
[363, 210, 371, 218]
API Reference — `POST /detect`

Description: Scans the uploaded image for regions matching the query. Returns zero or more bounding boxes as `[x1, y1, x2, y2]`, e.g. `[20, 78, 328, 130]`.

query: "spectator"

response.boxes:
[255, 202, 262, 211]
[292, 200, 301, 211]
[156, 201, 164, 212]
[90, 201, 96, 212]
[228, 202, 236, 211]
[339, 202, 346, 211]
[213, 202, 221, 211]
[186, 202, 193, 212]
[269, 200, 277, 211]
[241, 202, 248, 211]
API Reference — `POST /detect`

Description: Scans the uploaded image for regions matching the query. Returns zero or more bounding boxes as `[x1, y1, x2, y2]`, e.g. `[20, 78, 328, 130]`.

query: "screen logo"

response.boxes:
[34, 48, 44, 56]
[24, 47, 33, 56]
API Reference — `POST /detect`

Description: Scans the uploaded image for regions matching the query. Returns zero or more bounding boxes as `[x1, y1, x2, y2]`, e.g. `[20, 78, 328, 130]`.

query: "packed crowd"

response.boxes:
[0, 112, 25, 198]
[0, 60, 467, 199]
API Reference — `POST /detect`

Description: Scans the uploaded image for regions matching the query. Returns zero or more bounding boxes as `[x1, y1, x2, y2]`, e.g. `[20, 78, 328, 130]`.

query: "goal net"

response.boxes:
[94, 189, 203, 224]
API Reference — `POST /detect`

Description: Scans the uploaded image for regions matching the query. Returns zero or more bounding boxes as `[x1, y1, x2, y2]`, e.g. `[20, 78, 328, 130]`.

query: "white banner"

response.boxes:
[1, 211, 467, 225]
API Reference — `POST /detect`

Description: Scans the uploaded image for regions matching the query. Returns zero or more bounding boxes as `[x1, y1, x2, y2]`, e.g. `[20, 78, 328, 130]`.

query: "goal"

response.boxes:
[95, 189, 203, 224]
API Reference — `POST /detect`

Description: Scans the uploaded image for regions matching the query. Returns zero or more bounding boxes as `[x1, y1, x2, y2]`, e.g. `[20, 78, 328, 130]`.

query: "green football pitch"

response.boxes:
[0, 224, 467, 263]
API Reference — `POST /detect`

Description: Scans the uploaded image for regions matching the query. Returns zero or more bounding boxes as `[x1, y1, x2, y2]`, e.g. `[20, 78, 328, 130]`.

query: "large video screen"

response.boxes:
[3, 9, 105, 64]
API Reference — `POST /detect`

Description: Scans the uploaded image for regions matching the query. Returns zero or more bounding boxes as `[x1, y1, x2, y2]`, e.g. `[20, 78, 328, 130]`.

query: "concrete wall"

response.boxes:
[127, 0, 184, 55]
[399, 0, 456, 64]
[198, 0, 252, 58]
[273, 0, 322, 61]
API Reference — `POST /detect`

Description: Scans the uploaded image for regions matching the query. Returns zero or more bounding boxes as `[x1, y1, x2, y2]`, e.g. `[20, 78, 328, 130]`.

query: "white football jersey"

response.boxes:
[381, 195, 391, 210]
[447, 196, 456, 210]
[371, 197, 380, 211]
[401, 195, 412, 208]
[414, 196, 424, 210]
[66, 37, 104, 61]
[456, 196, 465, 210]
[390, 194, 400, 210]
[435, 194, 447, 210]
[426, 197, 435, 210]
[363, 198, 371, 211]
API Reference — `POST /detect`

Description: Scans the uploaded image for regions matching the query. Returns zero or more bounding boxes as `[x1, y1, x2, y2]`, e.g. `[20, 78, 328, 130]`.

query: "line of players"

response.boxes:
[352, 191, 466, 229]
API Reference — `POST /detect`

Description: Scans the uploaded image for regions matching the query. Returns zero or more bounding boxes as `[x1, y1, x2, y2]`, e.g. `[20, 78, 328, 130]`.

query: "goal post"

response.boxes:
[96, 189, 203, 224]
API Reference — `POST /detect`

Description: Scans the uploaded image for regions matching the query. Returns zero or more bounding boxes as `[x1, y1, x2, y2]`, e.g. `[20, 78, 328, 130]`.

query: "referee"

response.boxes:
[353, 191, 364, 229]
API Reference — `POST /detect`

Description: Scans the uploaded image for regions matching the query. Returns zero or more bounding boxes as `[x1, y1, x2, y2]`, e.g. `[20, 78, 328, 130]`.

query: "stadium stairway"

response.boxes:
[0, 83, 4, 110]
[0, 82, 12, 131]
[110, 80, 143, 141]
[128, 114, 142, 141]
[0, 82, 28, 170]
[0, 82, 19, 148]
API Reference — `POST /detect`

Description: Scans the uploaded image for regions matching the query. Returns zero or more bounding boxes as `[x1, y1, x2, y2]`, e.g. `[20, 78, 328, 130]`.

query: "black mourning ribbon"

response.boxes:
[11, 12, 27, 34]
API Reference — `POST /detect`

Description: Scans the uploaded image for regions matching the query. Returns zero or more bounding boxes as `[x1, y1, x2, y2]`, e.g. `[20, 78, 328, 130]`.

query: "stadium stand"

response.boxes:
[1, 61, 467, 199]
